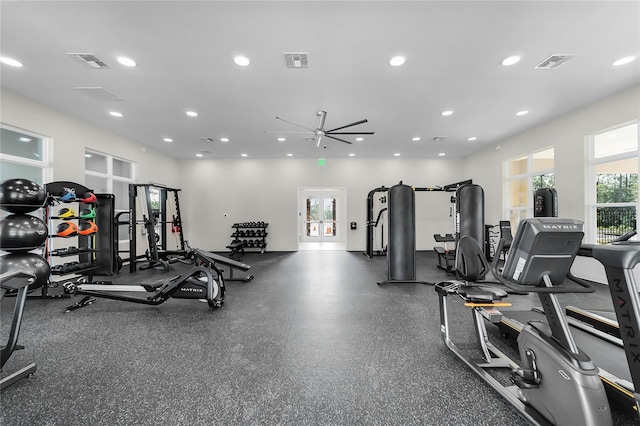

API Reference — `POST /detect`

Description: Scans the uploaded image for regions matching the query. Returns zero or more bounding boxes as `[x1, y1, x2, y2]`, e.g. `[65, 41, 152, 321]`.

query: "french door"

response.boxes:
[299, 189, 344, 243]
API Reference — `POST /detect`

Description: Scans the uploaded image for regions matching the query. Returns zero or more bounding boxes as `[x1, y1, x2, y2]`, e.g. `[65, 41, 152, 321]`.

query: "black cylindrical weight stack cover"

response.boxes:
[534, 188, 558, 217]
[0, 252, 50, 290]
[457, 184, 485, 250]
[0, 214, 48, 251]
[387, 183, 415, 280]
[0, 178, 46, 214]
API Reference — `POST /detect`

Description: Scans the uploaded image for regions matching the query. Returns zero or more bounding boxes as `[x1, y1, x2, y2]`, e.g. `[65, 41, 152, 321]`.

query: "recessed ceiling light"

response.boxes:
[19, 137, 32, 142]
[438, 152, 446, 156]
[355, 137, 364, 142]
[220, 138, 229, 142]
[85, 154, 92, 158]
[277, 137, 286, 142]
[241, 153, 248, 157]
[612, 56, 635, 66]
[501, 55, 521, 66]
[467, 137, 477, 141]
[441, 110, 453, 116]
[0, 56, 23, 67]
[234, 56, 250, 66]
[516, 110, 529, 116]
[286, 153, 293, 157]
[412, 137, 421, 141]
[117, 56, 136, 67]
[349, 153, 356, 157]
[389, 56, 405, 67]
[186, 111, 198, 117]
[109, 111, 123, 117]
[163, 138, 173, 143]
[394, 153, 401, 157]
[196, 153, 203, 157]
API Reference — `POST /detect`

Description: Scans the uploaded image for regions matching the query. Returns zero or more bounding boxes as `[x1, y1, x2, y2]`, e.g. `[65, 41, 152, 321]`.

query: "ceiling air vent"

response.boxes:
[199, 137, 216, 143]
[534, 54, 575, 70]
[284, 52, 309, 68]
[67, 53, 111, 69]
[73, 87, 123, 101]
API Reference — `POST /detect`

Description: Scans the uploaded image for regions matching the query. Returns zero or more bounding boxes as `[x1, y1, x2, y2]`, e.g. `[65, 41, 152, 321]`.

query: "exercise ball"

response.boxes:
[0, 178, 46, 214]
[0, 252, 50, 291]
[0, 214, 48, 251]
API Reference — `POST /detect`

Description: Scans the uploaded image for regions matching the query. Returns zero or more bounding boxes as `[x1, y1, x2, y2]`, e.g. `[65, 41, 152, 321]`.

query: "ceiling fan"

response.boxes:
[267, 111, 374, 147]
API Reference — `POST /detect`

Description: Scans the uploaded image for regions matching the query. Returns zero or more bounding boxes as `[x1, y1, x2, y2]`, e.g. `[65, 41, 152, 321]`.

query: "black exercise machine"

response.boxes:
[1, 271, 39, 390]
[496, 228, 640, 414]
[435, 218, 613, 425]
[63, 243, 250, 312]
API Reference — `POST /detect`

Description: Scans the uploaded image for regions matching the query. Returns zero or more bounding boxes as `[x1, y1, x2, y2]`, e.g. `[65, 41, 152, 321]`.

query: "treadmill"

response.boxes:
[494, 238, 640, 416]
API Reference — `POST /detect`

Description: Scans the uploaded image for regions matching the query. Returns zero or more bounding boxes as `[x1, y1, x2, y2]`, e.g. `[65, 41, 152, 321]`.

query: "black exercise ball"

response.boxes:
[0, 214, 48, 252]
[0, 252, 50, 291]
[0, 178, 46, 214]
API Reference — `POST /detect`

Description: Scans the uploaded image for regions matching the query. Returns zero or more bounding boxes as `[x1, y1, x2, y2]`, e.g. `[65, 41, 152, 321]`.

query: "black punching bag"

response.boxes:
[534, 188, 558, 217]
[387, 183, 415, 281]
[456, 184, 485, 250]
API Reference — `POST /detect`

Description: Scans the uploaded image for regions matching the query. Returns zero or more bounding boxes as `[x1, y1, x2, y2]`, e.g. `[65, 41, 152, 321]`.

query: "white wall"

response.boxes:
[1, 88, 181, 187]
[178, 157, 465, 252]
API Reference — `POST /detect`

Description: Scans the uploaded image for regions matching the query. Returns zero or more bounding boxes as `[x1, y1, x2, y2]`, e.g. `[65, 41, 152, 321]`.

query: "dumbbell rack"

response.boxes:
[229, 222, 268, 254]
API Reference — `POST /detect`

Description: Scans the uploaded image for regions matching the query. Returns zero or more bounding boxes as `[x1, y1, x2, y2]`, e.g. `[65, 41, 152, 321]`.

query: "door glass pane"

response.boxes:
[596, 206, 636, 243]
[0, 128, 44, 160]
[595, 158, 638, 204]
[532, 148, 554, 172]
[85, 175, 108, 194]
[85, 152, 108, 173]
[532, 173, 555, 190]
[1, 161, 43, 184]
[508, 155, 527, 176]
[308, 198, 320, 221]
[113, 180, 129, 211]
[323, 198, 334, 221]
[507, 179, 528, 208]
[113, 158, 132, 179]
[594, 123, 638, 159]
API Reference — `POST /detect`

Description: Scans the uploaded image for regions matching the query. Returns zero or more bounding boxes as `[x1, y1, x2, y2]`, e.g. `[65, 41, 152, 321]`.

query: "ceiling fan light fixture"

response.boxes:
[389, 55, 405, 67]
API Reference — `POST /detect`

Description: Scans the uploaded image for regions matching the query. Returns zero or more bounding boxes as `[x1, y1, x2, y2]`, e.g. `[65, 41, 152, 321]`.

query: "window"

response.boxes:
[504, 147, 555, 226]
[588, 122, 638, 244]
[0, 125, 51, 186]
[84, 149, 135, 241]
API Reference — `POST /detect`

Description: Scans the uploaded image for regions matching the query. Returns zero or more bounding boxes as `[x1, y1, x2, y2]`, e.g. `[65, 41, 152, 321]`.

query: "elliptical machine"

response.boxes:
[435, 218, 612, 425]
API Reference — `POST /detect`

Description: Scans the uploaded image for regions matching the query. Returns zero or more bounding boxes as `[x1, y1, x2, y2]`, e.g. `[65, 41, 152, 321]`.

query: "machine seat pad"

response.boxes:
[458, 285, 508, 303]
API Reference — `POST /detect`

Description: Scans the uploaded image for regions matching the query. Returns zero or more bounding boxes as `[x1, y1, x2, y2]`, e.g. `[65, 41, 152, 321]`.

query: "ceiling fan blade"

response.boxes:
[326, 131, 375, 135]
[317, 111, 327, 131]
[326, 119, 368, 133]
[324, 134, 353, 145]
[275, 116, 315, 132]
[265, 130, 313, 134]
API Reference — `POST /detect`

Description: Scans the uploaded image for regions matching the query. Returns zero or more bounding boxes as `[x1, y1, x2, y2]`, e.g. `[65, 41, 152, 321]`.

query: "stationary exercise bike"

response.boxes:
[64, 242, 251, 312]
[435, 218, 612, 425]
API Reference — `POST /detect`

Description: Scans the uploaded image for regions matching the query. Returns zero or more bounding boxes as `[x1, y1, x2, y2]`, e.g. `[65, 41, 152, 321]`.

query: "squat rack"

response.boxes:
[128, 184, 185, 273]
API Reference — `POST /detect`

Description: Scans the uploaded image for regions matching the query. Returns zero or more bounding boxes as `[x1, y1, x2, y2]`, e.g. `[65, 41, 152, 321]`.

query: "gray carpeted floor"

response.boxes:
[1, 251, 637, 425]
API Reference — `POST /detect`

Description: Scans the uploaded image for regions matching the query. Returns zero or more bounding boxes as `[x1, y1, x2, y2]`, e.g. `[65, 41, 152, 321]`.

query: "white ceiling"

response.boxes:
[1, 1, 639, 159]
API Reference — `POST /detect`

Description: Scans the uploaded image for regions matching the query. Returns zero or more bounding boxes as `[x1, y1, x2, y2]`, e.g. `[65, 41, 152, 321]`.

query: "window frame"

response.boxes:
[504, 146, 555, 226]
[586, 120, 639, 244]
[0, 123, 52, 185]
